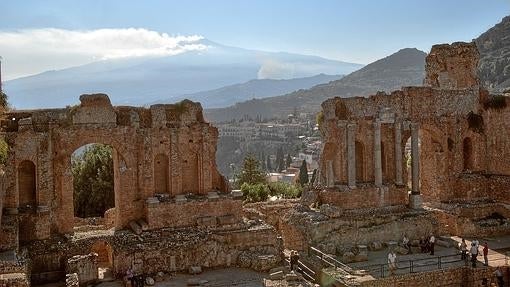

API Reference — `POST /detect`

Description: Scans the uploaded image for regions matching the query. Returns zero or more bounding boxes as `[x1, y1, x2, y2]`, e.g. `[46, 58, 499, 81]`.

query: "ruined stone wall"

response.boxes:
[146, 197, 243, 229]
[0, 94, 229, 250]
[424, 42, 480, 90]
[318, 186, 407, 209]
[318, 41, 510, 207]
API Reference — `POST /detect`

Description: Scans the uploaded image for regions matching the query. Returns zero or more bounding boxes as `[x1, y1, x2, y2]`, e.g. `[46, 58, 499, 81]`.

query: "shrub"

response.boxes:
[268, 182, 302, 199]
[241, 183, 269, 202]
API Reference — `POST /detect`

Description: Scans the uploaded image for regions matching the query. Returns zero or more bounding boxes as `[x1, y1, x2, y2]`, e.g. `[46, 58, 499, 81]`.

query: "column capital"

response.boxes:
[410, 122, 420, 130]
[347, 123, 357, 130]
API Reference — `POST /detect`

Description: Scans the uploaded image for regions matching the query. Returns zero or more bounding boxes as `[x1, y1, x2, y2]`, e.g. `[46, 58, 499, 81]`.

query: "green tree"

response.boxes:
[0, 91, 9, 111]
[241, 182, 270, 202]
[237, 154, 266, 186]
[276, 147, 285, 172]
[286, 154, 292, 168]
[72, 144, 114, 218]
[266, 155, 272, 172]
[0, 138, 8, 165]
[299, 160, 309, 186]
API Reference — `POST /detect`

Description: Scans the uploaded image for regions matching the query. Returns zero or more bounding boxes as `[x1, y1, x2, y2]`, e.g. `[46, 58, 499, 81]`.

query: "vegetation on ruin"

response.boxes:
[241, 182, 302, 203]
[0, 138, 8, 165]
[467, 112, 485, 133]
[316, 111, 324, 131]
[72, 144, 114, 218]
[0, 91, 8, 111]
[483, 94, 508, 110]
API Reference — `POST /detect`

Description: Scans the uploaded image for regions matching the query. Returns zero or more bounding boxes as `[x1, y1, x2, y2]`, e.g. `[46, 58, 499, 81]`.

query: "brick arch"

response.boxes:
[54, 130, 137, 233]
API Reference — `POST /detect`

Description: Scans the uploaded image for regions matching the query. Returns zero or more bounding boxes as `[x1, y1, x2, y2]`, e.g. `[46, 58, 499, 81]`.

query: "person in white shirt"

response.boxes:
[388, 250, 397, 276]
[429, 234, 436, 255]
[470, 242, 478, 268]
[402, 234, 411, 254]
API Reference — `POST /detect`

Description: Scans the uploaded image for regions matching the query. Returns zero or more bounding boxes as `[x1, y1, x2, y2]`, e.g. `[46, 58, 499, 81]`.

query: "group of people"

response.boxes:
[418, 234, 436, 255]
[460, 238, 490, 268]
[125, 268, 144, 287]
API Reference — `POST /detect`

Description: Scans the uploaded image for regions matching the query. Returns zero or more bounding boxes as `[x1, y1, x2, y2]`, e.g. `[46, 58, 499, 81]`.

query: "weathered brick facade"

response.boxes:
[318, 42, 510, 208]
[0, 95, 230, 248]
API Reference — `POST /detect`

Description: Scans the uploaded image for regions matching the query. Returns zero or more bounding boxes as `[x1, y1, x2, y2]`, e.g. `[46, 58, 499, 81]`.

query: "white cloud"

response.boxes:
[0, 28, 207, 80]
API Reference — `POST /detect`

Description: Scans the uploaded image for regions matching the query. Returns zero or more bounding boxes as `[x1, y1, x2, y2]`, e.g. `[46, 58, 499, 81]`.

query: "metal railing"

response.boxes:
[283, 257, 317, 283]
[309, 246, 353, 274]
[355, 253, 509, 278]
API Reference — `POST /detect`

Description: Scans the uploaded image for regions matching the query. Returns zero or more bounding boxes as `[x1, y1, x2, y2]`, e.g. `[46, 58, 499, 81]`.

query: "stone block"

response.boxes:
[386, 241, 398, 250]
[230, 190, 243, 199]
[342, 252, 356, 263]
[207, 192, 220, 201]
[187, 278, 201, 286]
[395, 246, 409, 255]
[175, 195, 187, 203]
[269, 271, 285, 280]
[197, 216, 217, 227]
[217, 215, 236, 225]
[368, 241, 384, 251]
[409, 194, 423, 209]
[189, 266, 202, 275]
[129, 221, 142, 235]
[137, 219, 149, 231]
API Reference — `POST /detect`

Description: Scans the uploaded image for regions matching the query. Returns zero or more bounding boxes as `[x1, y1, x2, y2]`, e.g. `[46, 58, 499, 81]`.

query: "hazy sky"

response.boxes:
[0, 0, 508, 80]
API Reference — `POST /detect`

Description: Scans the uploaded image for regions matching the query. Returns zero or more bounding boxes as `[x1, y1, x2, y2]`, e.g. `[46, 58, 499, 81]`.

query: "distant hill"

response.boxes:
[205, 48, 427, 122]
[4, 39, 362, 109]
[165, 73, 343, 108]
[475, 16, 510, 92]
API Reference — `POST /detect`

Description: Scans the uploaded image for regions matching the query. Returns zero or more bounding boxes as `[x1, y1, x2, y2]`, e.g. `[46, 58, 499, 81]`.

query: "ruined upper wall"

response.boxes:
[424, 42, 479, 90]
[0, 94, 207, 132]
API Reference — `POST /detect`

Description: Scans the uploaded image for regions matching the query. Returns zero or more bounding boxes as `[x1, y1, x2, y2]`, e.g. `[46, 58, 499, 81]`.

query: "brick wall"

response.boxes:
[319, 186, 407, 209]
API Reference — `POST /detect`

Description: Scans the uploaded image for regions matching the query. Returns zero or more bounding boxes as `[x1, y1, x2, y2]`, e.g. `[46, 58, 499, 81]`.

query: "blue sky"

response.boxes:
[0, 0, 508, 79]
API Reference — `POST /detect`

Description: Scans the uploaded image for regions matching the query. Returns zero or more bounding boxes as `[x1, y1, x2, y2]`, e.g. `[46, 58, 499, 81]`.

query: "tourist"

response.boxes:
[402, 234, 411, 254]
[419, 236, 428, 253]
[483, 242, 489, 266]
[494, 266, 504, 287]
[125, 268, 134, 287]
[429, 233, 435, 255]
[470, 242, 478, 268]
[290, 250, 299, 272]
[388, 250, 397, 276]
[460, 238, 468, 260]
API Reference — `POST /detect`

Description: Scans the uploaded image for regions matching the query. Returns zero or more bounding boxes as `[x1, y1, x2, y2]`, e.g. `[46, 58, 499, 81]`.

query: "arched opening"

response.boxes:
[91, 240, 114, 281]
[355, 141, 364, 182]
[463, 137, 473, 171]
[18, 160, 36, 208]
[154, 154, 169, 194]
[182, 153, 199, 193]
[71, 144, 115, 229]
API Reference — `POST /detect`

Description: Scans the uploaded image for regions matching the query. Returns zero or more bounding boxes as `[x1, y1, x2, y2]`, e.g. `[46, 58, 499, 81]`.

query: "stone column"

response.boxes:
[347, 123, 356, 188]
[326, 160, 334, 187]
[410, 122, 422, 209]
[394, 122, 403, 185]
[374, 122, 382, 187]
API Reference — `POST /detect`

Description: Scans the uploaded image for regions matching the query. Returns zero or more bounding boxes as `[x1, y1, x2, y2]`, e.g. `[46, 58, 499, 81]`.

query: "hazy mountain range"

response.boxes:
[205, 16, 510, 122]
[159, 73, 343, 108]
[4, 39, 362, 109]
[205, 48, 427, 122]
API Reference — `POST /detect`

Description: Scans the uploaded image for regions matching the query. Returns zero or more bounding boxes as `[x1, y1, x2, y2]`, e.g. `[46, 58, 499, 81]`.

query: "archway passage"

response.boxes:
[18, 160, 36, 208]
[91, 240, 114, 280]
[71, 144, 115, 223]
[355, 141, 365, 182]
[463, 137, 473, 171]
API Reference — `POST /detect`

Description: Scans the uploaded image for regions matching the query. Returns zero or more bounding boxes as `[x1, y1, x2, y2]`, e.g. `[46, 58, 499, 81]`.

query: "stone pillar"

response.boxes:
[347, 123, 356, 188]
[373, 122, 382, 187]
[326, 160, 334, 187]
[394, 122, 403, 185]
[410, 123, 422, 209]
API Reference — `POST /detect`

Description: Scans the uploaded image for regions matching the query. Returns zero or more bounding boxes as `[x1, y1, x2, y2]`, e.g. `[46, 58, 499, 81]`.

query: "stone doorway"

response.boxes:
[91, 240, 114, 281]
[71, 143, 116, 231]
